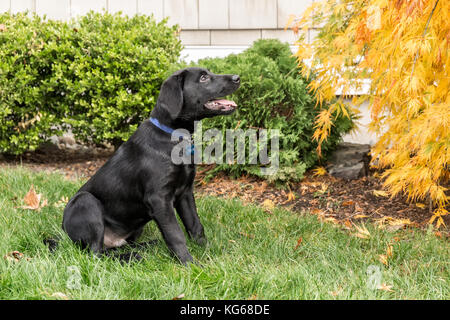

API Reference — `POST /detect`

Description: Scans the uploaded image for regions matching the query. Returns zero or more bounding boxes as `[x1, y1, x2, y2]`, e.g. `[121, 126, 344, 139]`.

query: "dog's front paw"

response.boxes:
[193, 234, 207, 246]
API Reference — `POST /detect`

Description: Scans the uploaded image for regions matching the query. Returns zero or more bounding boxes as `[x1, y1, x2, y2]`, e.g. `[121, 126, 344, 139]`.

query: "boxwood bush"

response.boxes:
[193, 39, 355, 183]
[0, 11, 182, 154]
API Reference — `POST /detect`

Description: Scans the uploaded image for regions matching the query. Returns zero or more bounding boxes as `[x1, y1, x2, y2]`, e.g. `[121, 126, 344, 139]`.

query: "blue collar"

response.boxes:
[149, 117, 174, 135]
[149, 117, 195, 155]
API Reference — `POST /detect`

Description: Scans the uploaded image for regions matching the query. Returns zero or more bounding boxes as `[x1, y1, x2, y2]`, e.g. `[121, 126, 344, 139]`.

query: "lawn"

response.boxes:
[0, 167, 448, 299]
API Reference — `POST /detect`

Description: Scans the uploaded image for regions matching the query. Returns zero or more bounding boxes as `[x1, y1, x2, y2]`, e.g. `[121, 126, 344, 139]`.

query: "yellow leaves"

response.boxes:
[373, 190, 389, 197]
[286, 191, 296, 202]
[366, 5, 382, 31]
[262, 199, 275, 213]
[15, 112, 43, 133]
[290, 0, 449, 220]
[375, 216, 414, 231]
[333, 34, 351, 49]
[312, 166, 327, 176]
[379, 244, 394, 266]
[352, 223, 371, 239]
[429, 208, 448, 229]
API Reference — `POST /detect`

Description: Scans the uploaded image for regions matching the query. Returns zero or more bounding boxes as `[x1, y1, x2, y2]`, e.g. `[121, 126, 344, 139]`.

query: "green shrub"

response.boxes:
[193, 39, 354, 183]
[0, 11, 182, 154]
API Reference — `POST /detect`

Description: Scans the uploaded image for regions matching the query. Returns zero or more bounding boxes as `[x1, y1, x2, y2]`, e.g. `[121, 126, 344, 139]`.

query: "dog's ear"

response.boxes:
[157, 69, 186, 120]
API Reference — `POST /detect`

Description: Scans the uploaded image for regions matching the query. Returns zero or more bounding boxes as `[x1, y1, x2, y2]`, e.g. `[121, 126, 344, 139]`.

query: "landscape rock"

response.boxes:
[327, 142, 371, 180]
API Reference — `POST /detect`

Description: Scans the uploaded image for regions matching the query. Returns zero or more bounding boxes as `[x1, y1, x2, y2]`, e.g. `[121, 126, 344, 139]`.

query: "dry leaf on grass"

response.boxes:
[379, 244, 394, 266]
[51, 292, 69, 300]
[3, 251, 31, 263]
[262, 199, 275, 213]
[294, 237, 303, 250]
[172, 293, 185, 300]
[329, 286, 343, 297]
[18, 185, 48, 211]
[352, 223, 371, 239]
[54, 196, 69, 208]
[377, 283, 394, 292]
[343, 220, 352, 229]
[376, 217, 413, 231]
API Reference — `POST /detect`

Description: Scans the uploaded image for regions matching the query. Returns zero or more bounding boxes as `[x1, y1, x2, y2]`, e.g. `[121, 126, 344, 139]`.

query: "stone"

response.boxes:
[327, 142, 371, 180]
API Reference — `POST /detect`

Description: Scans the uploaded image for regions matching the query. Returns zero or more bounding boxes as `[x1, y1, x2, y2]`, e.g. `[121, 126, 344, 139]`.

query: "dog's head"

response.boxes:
[154, 67, 240, 123]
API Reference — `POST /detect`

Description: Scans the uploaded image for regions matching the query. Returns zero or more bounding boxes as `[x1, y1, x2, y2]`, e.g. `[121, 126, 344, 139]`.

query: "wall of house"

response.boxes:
[0, 0, 318, 45]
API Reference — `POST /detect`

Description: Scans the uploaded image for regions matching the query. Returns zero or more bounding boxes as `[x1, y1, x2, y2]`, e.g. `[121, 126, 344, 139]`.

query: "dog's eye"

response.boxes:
[199, 74, 210, 82]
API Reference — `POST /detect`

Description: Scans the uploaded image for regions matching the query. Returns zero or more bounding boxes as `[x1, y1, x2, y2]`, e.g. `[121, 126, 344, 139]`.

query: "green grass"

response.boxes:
[0, 167, 448, 299]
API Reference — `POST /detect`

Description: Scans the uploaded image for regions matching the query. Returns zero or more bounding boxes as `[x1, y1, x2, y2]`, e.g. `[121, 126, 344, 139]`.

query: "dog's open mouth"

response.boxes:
[204, 99, 237, 112]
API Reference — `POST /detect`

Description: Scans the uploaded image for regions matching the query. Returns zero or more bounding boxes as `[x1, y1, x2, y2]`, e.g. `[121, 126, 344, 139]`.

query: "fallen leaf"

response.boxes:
[376, 217, 413, 230]
[19, 185, 47, 211]
[3, 251, 30, 263]
[54, 196, 69, 208]
[313, 166, 327, 176]
[51, 292, 69, 300]
[172, 293, 185, 300]
[287, 191, 296, 202]
[341, 200, 355, 206]
[323, 217, 338, 224]
[352, 223, 371, 239]
[262, 199, 275, 211]
[343, 220, 352, 229]
[379, 254, 389, 266]
[294, 237, 303, 250]
[22, 185, 41, 209]
[373, 190, 389, 197]
[386, 245, 394, 258]
[329, 286, 343, 297]
[377, 283, 394, 292]
[415, 203, 426, 209]
[353, 214, 368, 219]
[311, 208, 325, 216]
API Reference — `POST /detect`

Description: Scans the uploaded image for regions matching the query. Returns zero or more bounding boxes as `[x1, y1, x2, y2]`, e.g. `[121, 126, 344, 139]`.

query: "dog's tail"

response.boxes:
[43, 237, 60, 252]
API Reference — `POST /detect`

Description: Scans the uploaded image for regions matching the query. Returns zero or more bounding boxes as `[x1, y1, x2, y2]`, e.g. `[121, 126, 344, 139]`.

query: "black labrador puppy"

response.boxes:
[62, 67, 240, 264]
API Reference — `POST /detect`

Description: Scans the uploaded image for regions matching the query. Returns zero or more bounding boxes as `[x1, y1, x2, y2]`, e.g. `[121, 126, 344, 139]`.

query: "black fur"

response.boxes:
[61, 67, 240, 264]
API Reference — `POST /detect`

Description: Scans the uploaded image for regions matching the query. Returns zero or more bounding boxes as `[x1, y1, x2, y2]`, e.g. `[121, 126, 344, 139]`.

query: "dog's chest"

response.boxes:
[173, 164, 196, 196]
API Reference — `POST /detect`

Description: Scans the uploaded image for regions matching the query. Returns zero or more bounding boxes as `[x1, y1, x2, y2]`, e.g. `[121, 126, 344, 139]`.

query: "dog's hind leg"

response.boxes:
[62, 191, 105, 255]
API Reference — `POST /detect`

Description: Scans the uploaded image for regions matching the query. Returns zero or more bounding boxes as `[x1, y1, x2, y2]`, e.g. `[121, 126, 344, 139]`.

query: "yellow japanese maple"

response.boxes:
[289, 0, 449, 226]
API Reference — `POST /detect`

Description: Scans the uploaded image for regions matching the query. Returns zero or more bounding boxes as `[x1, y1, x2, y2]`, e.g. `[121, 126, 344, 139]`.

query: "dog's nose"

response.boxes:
[232, 75, 240, 83]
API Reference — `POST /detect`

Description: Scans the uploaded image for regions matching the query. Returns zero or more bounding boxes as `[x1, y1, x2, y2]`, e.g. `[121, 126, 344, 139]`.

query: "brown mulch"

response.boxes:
[1, 148, 448, 230]
[196, 171, 449, 229]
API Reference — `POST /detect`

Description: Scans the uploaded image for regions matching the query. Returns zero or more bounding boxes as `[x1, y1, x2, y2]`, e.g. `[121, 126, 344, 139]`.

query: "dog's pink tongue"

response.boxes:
[215, 99, 237, 107]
